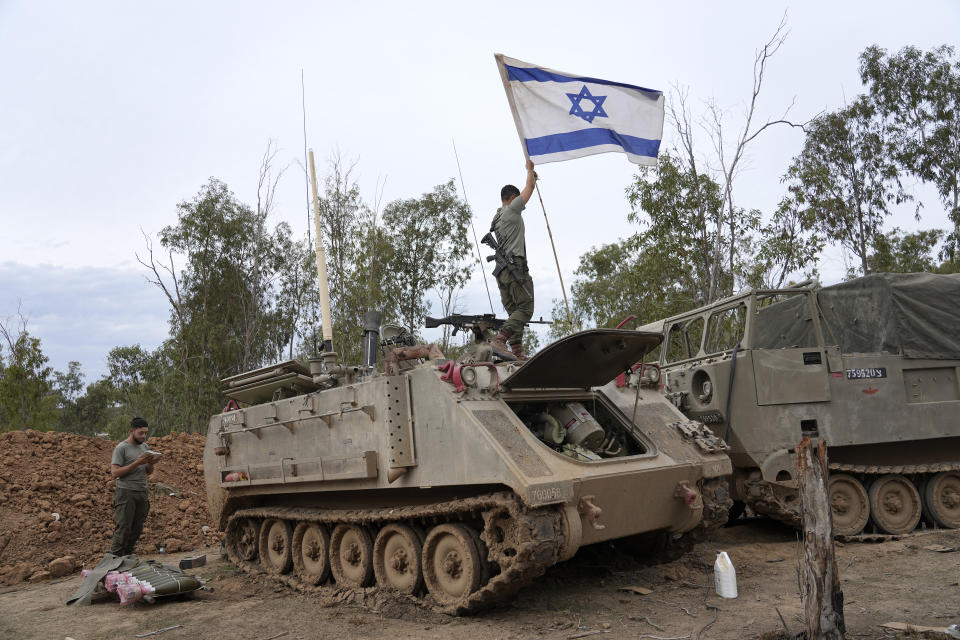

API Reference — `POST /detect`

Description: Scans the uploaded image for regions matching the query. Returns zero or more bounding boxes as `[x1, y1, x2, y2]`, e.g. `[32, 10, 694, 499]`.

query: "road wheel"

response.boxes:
[829, 474, 870, 536]
[330, 524, 374, 587]
[230, 518, 260, 561]
[292, 522, 331, 585]
[259, 518, 294, 574]
[869, 474, 922, 535]
[923, 471, 960, 529]
[422, 523, 483, 605]
[373, 523, 424, 594]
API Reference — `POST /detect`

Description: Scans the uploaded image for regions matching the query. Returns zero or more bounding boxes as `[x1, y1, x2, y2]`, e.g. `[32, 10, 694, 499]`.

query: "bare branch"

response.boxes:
[135, 229, 184, 327]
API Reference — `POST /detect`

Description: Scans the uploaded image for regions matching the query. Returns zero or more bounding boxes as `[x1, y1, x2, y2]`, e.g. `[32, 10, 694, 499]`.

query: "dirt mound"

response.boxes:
[0, 429, 219, 585]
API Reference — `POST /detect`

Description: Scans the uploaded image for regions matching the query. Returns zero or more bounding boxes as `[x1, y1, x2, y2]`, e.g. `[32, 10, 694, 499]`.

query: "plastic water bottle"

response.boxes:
[714, 551, 738, 598]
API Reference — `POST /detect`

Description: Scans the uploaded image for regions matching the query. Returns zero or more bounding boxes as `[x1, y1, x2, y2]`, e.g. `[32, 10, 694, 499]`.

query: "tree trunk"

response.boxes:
[796, 436, 845, 639]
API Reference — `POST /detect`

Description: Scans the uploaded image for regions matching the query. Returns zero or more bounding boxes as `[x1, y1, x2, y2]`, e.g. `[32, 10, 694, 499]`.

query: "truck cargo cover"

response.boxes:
[755, 273, 960, 359]
[502, 329, 662, 390]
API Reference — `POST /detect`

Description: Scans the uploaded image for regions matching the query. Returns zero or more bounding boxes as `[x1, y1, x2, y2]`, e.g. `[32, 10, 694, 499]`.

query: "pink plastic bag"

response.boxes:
[118, 582, 143, 605]
[104, 571, 121, 593]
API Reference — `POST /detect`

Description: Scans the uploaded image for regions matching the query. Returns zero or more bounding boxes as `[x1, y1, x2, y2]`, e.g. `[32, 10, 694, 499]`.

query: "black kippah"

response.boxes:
[130, 417, 148, 429]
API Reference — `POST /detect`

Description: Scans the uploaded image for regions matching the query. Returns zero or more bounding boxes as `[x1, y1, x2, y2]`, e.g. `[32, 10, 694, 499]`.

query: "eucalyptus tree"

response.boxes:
[859, 44, 960, 262]
[382, 180, 472, 335]
[139, 178, 296, 432]
[0, 314, 56, 431]
[866, 228, 944, 274]
[785, 97, 909, 275]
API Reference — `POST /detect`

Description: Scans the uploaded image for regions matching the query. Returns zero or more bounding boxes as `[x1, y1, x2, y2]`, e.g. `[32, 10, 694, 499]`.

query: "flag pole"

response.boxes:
[494, 53, 573, 328]
[533, 183, 573, 327]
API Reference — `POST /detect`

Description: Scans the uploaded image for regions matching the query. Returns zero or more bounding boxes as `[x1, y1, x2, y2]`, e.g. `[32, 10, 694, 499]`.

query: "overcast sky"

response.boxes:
[1, 1, 957, 382]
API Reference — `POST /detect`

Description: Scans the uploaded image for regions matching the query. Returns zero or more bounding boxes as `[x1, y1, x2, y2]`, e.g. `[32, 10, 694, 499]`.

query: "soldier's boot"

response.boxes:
[490, 331, 516, 360]
[510, 342, 529, 362]
[490, 330, 510, 353]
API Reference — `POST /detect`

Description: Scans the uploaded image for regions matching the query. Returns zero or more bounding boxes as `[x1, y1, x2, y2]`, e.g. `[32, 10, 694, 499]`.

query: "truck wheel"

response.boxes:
[923, 472, 960, 529]
[330, 524, 374, 587]
[423, 523, 483, 605]
[292, 522, 331, 585]
[868, 474, 922, 535]
[373, 523, 424, 594]
[829, 474, 870, 536]
[259, 518, 294, 574]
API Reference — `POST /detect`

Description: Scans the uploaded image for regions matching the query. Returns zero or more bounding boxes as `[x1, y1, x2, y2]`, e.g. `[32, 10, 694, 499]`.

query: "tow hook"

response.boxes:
[674, 481, 703, 510]
[577, 495, 605, 530]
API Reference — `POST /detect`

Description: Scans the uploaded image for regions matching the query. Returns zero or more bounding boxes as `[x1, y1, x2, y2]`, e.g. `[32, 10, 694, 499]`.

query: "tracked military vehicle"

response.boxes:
[203, 318, 731, 613]
[638, 273, 960, 536]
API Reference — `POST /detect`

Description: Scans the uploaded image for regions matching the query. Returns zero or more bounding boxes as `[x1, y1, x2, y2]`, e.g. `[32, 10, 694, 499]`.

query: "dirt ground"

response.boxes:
[0, 430, 217, 585]
[1, 519, 957, 640]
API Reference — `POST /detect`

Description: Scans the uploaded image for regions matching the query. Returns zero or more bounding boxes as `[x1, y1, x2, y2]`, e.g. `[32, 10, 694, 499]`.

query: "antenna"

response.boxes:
[452, 139, 496, 314]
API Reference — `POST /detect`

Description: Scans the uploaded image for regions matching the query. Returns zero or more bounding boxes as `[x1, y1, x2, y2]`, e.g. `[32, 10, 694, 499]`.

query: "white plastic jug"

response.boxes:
[714, 551, 738, 598]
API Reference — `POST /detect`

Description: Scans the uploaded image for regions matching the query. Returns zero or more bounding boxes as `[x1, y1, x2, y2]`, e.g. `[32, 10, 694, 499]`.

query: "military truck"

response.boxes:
[204, 320, 731, 613]
[637, 273, 960, 536]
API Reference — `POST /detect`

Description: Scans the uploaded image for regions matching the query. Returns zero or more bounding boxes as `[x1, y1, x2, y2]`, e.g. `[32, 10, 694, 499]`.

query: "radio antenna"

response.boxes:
[452, 139, 495, 314]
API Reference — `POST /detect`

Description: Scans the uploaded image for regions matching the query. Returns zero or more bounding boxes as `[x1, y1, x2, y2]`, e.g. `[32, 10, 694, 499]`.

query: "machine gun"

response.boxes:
[481, 232, 532, 297]
[425, 313, 551, 342]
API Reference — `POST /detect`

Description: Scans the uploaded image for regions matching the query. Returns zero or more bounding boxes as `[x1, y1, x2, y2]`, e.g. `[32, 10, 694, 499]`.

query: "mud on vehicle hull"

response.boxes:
[222, 482, 731, 614]
[205, 329, 733, 612]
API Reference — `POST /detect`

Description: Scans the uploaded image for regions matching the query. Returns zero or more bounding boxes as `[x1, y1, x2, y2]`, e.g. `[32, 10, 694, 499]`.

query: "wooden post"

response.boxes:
[796, 435, 846, 639]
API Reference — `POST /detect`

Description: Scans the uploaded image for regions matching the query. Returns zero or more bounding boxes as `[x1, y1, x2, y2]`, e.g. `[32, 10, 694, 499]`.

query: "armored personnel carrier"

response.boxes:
[638, 273, 960, 536]
[204, 320, 731, 613]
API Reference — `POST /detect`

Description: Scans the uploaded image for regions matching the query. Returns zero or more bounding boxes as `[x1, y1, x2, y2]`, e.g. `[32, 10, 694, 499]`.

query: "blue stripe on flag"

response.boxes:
[505, 64, 661, 98]
[525, 129, 661, 159]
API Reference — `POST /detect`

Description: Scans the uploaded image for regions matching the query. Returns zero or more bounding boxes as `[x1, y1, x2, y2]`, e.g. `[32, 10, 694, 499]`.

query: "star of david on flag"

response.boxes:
[567, 86, 607, 123]
[495, 54, 665, 166]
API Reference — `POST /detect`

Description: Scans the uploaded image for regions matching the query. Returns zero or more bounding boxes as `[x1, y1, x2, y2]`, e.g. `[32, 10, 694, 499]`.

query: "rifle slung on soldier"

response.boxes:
[481, 232, 532, 298]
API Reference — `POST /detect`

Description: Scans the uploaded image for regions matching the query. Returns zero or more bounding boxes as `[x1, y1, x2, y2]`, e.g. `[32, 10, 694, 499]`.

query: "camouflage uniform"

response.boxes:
[491, 197, 534, 344]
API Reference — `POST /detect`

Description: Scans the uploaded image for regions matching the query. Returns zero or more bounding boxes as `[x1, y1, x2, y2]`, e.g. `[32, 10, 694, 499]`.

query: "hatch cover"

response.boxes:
[502, 329, 662, 390]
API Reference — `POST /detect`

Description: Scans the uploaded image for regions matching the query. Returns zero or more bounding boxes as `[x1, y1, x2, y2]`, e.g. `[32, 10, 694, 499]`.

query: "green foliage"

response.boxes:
[311, 156, 376, 361]
[751, 195, 824, 288]
[0, 317, 57, 431]
[558, 234, 697, 332]
[860, 44, 960, 260]
[785, 97, 909, 275]
[305, 161, 471, 363]
[554, 150, 781, 337]
[521, 329, 541, 357]
[383, 179, 472, 335]
[626, 152, 729, 306]
[136, 178, 305, 432]
[867, 228, 944, 273]
[71, 379, 117, 437]
[98, 162, 471, 434]
[52, 360, 84, 432]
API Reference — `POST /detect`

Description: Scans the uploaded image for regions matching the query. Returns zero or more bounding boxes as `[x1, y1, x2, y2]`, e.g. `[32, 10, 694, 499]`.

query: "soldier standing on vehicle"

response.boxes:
[489, 159, 538, 360]
[109, 417, 159, 556]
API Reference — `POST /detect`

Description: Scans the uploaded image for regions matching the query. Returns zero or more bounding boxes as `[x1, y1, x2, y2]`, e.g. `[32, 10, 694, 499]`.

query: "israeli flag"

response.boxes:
[495, 54, 664, 166]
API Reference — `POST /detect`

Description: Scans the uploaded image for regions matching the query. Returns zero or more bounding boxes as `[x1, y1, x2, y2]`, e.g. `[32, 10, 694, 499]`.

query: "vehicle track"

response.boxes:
[222, 481, 732, 615]
[742, 463, 960, 538]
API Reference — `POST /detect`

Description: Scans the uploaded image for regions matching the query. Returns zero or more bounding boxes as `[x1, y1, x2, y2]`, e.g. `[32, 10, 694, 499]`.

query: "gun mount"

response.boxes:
[425, 313, 552, 364]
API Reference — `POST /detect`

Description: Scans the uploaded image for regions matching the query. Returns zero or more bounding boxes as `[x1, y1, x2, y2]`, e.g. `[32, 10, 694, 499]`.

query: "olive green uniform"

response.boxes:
[491, 197, 534, 343]
[110, 440, 150, 556]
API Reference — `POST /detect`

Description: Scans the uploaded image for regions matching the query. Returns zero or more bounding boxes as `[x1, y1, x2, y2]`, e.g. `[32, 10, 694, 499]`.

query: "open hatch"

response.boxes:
[501, 329, 662, 391]
[501, 329, 662, 461]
